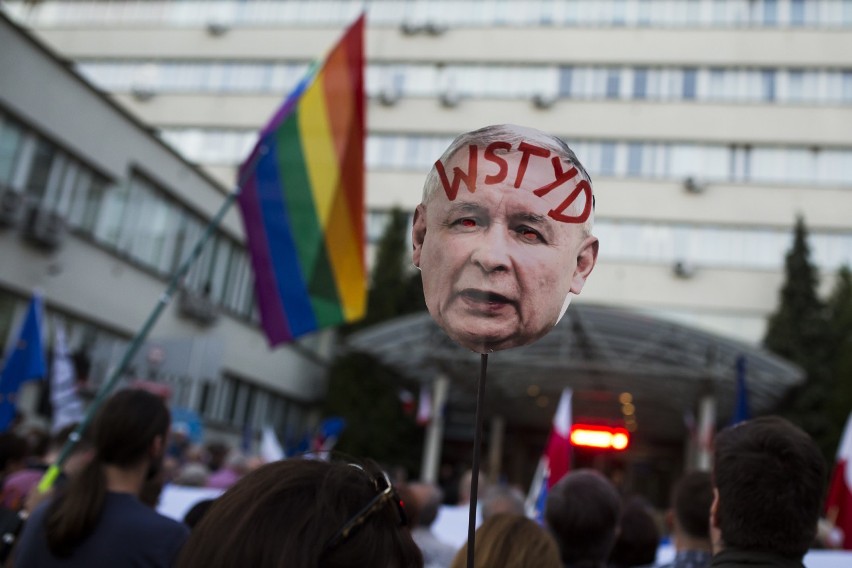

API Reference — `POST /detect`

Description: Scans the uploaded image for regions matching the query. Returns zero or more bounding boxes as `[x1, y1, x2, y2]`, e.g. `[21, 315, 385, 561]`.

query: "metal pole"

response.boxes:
[466, 354, 488, 568]
[420, 374, 449, 484]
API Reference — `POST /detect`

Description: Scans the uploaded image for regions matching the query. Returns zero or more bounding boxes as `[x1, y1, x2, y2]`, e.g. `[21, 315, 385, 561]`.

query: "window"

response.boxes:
[708, 68, 726, 99]
[627, 143, 643, 176]
[761, 69, 776, 101]
[763, 0, 778, 25]
[605, 69, 621, 99]
[683, 68, 697, 100]
[843, 71, 852, 102]
[791, 0, 806, 26]
[787, 69, 805, 102]
[633, 68, 648, 99]
[0, 117, 24, 186]
[24, 139, 57, 202]
[600, 142, 617, 176]
[558, 66, 573, 97]
[94, 180, 129, 247]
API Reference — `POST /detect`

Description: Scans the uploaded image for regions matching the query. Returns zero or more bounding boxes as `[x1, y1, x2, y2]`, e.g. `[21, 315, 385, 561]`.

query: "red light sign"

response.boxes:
[570, 424, 630, 451]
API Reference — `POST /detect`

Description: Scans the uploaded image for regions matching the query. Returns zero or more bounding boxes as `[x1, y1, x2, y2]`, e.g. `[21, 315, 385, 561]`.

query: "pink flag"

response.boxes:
[545, 389, 573, 489]
[826, 412, 852, 549]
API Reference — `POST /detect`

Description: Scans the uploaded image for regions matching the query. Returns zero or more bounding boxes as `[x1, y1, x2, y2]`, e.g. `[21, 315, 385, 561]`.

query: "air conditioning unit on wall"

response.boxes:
[177, 288, 219, 326]
[683, 176, 706, 194]
[22, 205, 66, 251]
[0, 187, 23, 228]
[673, 260, 696, 279]
[532, 92, 557, 109]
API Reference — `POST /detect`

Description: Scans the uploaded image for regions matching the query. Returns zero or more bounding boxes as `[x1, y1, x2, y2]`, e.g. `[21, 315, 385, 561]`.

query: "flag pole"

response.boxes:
[466, 354, 488, 568]
[37, 147, 268, 493]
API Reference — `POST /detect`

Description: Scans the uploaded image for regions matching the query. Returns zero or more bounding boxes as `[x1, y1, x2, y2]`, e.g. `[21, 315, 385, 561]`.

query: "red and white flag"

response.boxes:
[826, 412, 852, 549]
[526, 389, 572, 520]
[544, 389, 573, 489]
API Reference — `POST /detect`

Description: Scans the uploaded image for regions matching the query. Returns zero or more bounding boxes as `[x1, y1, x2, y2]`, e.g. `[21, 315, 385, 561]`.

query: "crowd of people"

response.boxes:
[0, 389, 846, 567]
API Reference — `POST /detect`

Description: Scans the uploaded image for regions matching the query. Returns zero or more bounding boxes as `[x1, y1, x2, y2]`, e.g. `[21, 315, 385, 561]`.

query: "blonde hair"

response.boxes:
[450, 513, 562, 568]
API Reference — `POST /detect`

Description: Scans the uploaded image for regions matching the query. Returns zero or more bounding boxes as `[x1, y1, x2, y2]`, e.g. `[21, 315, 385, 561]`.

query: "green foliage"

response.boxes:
[825, 266, 852, 453]
[764, 217, 852, 465]
[322, 352, 422, 476]
[764, 217, 827, 367]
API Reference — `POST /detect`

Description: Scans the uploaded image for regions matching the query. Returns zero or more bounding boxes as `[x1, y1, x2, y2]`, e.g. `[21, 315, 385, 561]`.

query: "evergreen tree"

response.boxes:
[764, 217, 833, 461]
[825, 265, 852, 455]
[764, 217, 826, 365]
[322, 351, 421, 476]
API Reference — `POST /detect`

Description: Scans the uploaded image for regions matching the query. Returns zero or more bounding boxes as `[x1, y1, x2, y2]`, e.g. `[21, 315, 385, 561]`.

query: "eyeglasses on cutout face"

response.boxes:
[324, 466, 408, 551]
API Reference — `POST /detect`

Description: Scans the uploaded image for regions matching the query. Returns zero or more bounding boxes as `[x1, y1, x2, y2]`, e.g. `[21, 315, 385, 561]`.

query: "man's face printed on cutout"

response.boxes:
[412, 129, 599, 353]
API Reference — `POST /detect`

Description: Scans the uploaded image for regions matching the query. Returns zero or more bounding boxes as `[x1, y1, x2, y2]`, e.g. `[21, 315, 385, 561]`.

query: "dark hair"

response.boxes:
[712, 416, 826, 559]
[608, 497, 659, 568]
[183, 498, 216, 529]
[670, 471, 712, 539]
[545, 469, 621, 567]
[45, 389, 170, 557]
[176, 459, 423, 568]
[24, 427, 50, 459]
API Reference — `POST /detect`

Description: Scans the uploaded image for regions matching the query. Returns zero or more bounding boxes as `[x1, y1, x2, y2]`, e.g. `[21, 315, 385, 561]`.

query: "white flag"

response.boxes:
[50, 324, 84, 433]
[260, 425, 285, 462]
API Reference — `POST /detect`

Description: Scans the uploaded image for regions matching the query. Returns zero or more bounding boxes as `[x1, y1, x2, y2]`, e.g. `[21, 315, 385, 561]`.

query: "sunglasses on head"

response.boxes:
[324, 465, 408, 551]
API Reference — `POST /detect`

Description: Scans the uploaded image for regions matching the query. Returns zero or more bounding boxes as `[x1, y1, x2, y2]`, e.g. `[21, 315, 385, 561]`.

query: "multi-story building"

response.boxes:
[0, 11, 329, 448]
[3, 0, 850, 490]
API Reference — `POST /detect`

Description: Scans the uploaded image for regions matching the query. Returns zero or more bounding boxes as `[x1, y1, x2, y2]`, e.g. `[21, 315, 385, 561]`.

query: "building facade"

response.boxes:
[6, 0, 851, 348]
[0, 12, 328, 446]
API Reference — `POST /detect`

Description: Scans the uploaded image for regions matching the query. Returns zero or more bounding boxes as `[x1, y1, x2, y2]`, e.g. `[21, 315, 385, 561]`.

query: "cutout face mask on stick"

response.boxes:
[412, 124, 599, 353]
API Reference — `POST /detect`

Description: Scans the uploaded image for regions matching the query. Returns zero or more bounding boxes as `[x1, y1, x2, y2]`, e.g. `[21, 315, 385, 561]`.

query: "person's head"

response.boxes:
[183, 498, 216, 530]
[481, 484, 526, 520]
[175, 462, 210, 487]
[412, 124, 598, 353]
[23, 426, 50, 461]
[407, 482, 444, 528]
[711, 416, 826, 559]
[545, 469, 621, 567]
[451, 513, 562, 568]
[176, 459, 422, 568]
[45, 388, 171, 557]
[667, 471, 713, 549]
[608, 496, 660, 568]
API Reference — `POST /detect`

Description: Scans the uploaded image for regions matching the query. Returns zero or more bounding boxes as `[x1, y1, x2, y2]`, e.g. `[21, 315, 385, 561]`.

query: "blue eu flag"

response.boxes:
[0, 294, 47, 430]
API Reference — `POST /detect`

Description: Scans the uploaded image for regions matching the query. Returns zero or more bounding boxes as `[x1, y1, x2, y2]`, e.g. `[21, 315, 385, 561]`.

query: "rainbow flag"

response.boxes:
[237, 15, 366, 346]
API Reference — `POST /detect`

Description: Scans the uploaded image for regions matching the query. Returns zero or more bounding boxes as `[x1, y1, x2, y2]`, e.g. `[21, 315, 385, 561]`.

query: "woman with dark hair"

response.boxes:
[176, 459, 423, 568]
[15, 389, 189, 567]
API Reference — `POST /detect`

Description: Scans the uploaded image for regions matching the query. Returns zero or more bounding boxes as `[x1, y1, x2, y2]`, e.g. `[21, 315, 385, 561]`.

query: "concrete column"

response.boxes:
[487, 414, 505, 483]
[696, 394, 717, 471]
[420, 374, 450, 483]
